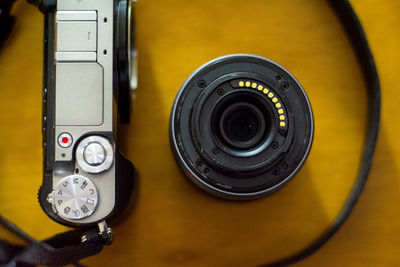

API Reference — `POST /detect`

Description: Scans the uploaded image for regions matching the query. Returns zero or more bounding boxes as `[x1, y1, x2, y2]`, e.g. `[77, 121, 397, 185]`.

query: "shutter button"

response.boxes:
[83, 142, 106, 166]
[76, 136, 114, 174]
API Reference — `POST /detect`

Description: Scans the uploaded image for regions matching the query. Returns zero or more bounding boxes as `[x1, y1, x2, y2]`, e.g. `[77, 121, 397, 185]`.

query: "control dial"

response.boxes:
[49, 175, 98, 220]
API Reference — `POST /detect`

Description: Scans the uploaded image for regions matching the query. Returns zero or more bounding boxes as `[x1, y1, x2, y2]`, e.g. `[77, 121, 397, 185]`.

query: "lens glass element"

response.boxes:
[219, 102, 265, 150]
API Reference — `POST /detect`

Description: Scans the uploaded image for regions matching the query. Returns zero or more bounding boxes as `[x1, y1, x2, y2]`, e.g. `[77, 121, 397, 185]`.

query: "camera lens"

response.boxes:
[170, 54, 313, 200]
[114, 0, 136, 123]
[127, 0, 138, 90]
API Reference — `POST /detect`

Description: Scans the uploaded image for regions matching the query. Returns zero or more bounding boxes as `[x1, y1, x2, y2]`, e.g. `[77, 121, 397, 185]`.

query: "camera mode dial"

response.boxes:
[48, 175, 98, 220]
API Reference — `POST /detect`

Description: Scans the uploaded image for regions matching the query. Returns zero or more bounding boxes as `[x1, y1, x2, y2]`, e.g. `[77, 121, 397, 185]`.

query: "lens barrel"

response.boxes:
[114, 0, 135, 123]
[169, 54, 313, 200]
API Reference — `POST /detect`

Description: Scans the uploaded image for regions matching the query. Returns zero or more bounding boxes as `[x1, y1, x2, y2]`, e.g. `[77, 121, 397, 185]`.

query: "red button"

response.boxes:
[58, 133, 72, 148]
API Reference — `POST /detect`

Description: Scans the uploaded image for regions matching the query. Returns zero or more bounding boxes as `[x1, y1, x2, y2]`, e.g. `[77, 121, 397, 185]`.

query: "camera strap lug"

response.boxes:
[82, 220, 114, 245]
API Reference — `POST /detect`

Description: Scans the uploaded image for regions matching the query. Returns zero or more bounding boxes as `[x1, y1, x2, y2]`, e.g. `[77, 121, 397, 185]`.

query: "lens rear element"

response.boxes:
[219, 102, 266, 150]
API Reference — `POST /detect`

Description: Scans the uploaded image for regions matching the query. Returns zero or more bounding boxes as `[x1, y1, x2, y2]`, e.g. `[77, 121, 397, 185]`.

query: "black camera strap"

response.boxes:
[262, 0, 381, 266]
[0, 0, 380, 266]
[0, 215, 109, 267]
[0, 1, 16, 48]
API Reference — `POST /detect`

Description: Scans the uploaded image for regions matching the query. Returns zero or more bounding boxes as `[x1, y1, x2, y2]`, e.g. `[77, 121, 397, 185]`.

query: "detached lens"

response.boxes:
[169, 54, 314, 200]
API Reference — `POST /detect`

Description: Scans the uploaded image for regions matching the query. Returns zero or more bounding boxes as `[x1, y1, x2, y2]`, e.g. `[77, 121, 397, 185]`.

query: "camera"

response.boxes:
[38, 0, 136, 227]
[170, 54, 313, 200]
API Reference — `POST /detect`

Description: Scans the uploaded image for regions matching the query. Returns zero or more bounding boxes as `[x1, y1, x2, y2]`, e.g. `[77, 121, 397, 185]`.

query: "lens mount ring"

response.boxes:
[170, 54, 313, 200]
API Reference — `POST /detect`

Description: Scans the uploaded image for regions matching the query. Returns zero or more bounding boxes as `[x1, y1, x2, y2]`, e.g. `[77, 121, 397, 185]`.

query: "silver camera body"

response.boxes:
[39, 0, 135, 227]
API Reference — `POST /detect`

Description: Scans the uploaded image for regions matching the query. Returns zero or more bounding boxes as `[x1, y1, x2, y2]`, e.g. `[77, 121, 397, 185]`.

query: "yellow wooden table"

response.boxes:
[0, 0, 399, 266]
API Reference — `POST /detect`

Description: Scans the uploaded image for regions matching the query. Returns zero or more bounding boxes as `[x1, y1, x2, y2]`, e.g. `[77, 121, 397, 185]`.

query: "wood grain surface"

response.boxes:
[0, 0, 399, 266]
